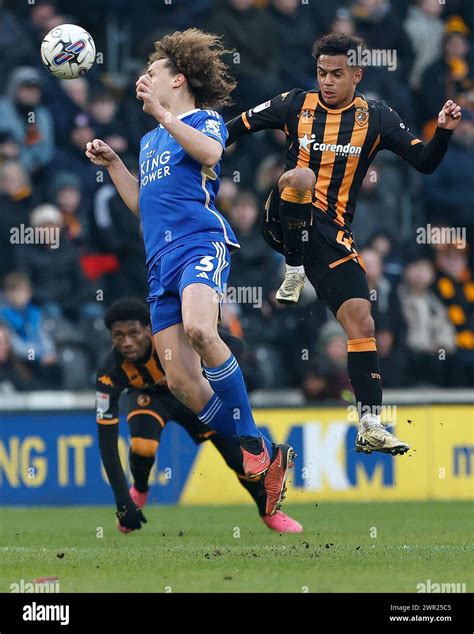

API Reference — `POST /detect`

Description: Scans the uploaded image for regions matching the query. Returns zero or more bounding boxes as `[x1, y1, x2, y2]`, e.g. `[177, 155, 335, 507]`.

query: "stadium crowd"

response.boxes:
[0, 0, 473, 398]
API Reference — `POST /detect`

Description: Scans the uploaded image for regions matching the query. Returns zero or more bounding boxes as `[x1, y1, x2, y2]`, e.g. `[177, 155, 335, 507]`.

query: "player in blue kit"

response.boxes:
[86, 29, 294, 530]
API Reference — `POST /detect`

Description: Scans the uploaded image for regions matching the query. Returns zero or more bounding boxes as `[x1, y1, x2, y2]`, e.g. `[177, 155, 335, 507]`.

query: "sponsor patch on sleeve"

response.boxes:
[252, 100, 271, 114]
[96, 391, 110, 419]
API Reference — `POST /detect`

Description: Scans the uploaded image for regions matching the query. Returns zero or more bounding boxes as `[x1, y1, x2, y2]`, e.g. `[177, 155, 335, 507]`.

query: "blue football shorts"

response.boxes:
[147, 240, 231, 334]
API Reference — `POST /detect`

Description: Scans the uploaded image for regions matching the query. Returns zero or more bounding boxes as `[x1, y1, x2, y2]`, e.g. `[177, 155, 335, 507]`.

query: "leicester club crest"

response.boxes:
[355, 107, 369, 127]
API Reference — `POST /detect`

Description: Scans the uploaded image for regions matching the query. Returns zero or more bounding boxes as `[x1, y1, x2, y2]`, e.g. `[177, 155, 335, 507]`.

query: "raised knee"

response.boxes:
[165, 372, 188, 401]
[130, 437, 158, 458]
[184, 323, 216, 351]
[280, 167, 315, 193]
[356, 315, 375, 339]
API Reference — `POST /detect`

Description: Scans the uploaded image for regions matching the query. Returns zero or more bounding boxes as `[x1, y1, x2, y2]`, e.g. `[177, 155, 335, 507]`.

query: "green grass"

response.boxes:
[1, 502, 472, 593]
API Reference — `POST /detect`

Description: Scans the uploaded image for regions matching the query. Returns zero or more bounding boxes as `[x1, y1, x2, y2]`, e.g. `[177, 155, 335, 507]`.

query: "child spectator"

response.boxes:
[397, 254, 456, 385]
[0, 66, 54, 174]
[0, 323, 42, 392]
[0, 272, 61, 387]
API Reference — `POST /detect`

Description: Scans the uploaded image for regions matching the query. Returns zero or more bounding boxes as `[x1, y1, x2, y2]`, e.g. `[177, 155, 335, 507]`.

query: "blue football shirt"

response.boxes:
[138, 108, 240, 268]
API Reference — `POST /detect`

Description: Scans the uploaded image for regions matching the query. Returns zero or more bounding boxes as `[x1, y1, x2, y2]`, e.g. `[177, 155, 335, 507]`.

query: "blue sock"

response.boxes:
[198, 393, 237, 441]
[204, 355, 272, 454]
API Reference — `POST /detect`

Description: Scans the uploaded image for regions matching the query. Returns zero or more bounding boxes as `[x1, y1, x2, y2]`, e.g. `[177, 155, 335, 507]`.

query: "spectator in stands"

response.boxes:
[300, 361, 350, 403]
[419, 19, 473, 130]
[0, 323, 42, 392]
[17, 204, 98, 322]
[330, 7, 356, 36]
[301, 322, 351, 402]
[25, 0, 59, 44]
[362, 248, 406, 386]
[254, 129, 286, 201]
[122, 65, 155, 151]
[0, 161, 35, 282]
[404, 0, 444, 90]
[268, 0, 316, 92]
[0, 130, 20, 164]
[0, 0, 35, 89]
[308, 0, 339, 36]
[227, 190, 276, 299]
[351, 0, 416, 121]
[51, 113, 102, 198]
[215, 177, 238, 217]
[0, 272, 62, 387]
[37, 9, 70, 35]
[88, 92, 129, 155]
[62, 77, 90, 112]
[350, 162, 401, 247]
[351, 0, 414, 78]
[433, 242, 474, 386]
[49, 172, 88, 245]
[220, 138, 262, 195]
[422, 110, 474, 248]
[207, 0, 281, 113]
[397, 254, 456, 386]
[368, 230, 405, 283]
[46, 77, 91, 150]
[0, 66, 55, 175]
[91, 161, 147, 303]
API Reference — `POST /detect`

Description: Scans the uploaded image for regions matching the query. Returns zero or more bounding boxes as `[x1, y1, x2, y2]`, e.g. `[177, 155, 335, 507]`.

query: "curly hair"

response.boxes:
[148, 28, 236, 109]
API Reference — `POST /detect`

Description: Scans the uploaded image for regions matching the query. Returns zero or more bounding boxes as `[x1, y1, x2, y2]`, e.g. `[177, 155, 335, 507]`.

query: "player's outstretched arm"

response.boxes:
[160, 113, 223, 167]
[97, 422, 147, 531]
[226, 90, 296, 147]
[85, 139, 140, 216]
[382, 100, 462, 174]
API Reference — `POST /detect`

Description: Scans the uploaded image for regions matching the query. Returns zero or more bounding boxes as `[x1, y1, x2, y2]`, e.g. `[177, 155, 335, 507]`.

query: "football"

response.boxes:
[40, 23, 96, 80]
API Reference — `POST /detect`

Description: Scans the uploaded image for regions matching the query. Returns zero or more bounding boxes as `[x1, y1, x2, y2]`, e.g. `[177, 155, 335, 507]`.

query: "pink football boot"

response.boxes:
[263, 443, 296, 515]
[129, 485, 148, 509]
[116, 520, 132, 534]
[240, 436, 271, 478]
[262, 511, 303, 533]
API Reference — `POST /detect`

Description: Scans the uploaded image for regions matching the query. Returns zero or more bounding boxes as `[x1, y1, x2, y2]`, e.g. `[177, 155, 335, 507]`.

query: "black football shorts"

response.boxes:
[262, 187, 370, 315]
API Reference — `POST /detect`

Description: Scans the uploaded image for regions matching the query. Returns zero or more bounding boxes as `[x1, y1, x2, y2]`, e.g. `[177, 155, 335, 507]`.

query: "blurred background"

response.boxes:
[0, 0, 473, 401]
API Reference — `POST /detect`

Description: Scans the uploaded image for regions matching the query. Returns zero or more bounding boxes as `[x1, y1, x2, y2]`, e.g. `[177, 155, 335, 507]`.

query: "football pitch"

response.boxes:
[1, 501, 472, 593]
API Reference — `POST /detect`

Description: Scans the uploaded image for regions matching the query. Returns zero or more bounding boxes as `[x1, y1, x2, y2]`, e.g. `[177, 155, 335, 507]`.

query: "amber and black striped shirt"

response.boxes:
[226, 89, 453, 230]
[95, 338, 168, 424]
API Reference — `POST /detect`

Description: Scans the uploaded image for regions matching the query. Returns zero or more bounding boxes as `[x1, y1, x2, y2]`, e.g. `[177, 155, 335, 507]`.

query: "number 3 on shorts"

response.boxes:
[195, 256, 215, 272]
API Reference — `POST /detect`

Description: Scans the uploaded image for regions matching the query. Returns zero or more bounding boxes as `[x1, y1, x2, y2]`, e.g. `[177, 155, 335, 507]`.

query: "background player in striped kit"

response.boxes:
[96, 298, 302, 534]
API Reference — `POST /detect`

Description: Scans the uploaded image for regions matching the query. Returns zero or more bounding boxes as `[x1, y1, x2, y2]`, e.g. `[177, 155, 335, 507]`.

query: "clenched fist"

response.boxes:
[136, 73, 166, 121]
[438, 100, 462, 130]
[85, 138, 118, 167]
